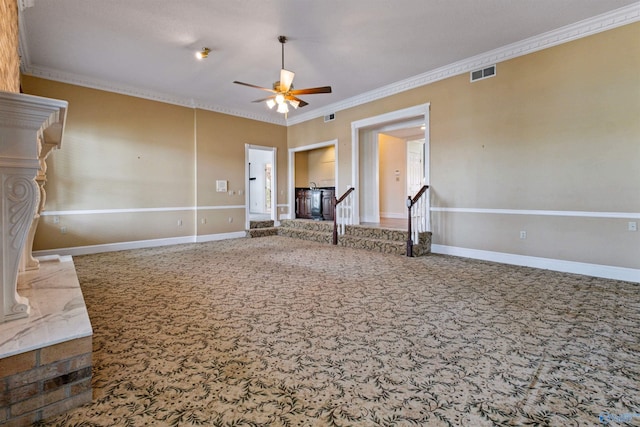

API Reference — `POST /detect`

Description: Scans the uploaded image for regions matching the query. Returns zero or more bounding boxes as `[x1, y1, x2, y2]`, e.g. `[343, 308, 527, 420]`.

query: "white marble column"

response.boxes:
[0, 92, 67, 323]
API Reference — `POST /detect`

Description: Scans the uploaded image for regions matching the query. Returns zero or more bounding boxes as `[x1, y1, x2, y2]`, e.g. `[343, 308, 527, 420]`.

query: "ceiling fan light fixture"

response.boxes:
[196, 47, 211, 60]
[277, 102, 289, 114]
[233, 35, 332, 116]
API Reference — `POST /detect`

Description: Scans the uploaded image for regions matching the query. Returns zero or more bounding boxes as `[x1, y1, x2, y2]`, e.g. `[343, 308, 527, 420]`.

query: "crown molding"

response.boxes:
[286, 2, 640, 126]
[20, 64, 286, 125]
[191, 100, 286, 125]
[18, 3, 640, 127]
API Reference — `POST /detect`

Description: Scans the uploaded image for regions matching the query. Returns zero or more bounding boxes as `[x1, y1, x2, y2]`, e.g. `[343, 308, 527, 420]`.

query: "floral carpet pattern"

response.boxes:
[38, 236, 639, 426]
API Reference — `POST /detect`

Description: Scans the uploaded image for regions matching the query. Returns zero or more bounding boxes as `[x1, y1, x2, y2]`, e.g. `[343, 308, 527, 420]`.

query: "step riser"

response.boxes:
[338, 236, 406, 255]
[268, 219, 431, 256]
[281, 221, 430, 242]
[278, 227, 332, 244]
[249, 220, 275, 229]
[280, 219, 333, 232]
[278, 231, 430, 256]
[247, 227, 278, 238]
[344, 226, 406, 242]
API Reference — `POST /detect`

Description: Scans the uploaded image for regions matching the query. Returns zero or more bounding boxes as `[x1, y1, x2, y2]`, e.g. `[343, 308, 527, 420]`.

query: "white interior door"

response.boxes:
[407, 139, 425, 197]
[246, 145, 277, 226]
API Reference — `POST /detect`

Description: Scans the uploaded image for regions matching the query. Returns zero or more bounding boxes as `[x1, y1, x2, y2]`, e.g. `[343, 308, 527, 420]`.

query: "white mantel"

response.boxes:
[0, 91, 67, 323]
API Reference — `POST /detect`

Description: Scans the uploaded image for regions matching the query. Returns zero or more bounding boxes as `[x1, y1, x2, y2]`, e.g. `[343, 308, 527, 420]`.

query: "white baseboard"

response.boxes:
[195, 231, 247, 243]
[431, 244, 640, 283]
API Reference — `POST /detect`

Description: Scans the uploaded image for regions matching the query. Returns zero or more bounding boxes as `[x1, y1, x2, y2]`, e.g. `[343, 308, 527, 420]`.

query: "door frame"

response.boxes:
[288, 139, 339, 220]
[245, 144, 277, 229]
[351, 103, 430, 225]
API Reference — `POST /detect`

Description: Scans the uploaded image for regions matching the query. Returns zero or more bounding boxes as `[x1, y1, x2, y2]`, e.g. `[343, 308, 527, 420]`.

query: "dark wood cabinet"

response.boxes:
[295, 187, 335, 221]
[322, 191, 334, 221]
[295, 189, 311, 219]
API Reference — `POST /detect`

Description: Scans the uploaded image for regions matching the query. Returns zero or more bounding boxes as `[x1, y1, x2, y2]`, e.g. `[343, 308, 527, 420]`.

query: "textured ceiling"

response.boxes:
[19, 0, 640, 125]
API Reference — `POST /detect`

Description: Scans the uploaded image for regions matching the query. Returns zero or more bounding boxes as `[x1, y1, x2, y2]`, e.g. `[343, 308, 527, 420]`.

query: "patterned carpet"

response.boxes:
[37, 236, 639, 426]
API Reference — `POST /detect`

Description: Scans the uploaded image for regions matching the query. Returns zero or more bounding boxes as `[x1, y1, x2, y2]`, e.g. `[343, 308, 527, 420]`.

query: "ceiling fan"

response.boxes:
[233, 36, 332, 114]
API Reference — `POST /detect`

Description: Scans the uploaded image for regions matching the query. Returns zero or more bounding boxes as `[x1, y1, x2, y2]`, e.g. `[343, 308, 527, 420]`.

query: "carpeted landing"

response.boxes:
[37, 236, 639, 426]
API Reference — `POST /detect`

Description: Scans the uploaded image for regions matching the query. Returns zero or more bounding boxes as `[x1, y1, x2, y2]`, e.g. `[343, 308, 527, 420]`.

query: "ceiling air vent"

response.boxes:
[324, 113, 336, 123]
[470, 65, 496, 82]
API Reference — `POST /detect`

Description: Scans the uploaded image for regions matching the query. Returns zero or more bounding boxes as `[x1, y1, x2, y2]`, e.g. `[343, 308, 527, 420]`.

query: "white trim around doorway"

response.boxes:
[245, 144, 278, 229]
[351, 103, 431, 226]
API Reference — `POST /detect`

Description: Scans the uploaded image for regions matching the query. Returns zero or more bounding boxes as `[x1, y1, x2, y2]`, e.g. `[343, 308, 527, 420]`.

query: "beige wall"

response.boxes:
[194, 108, 287, 235]
[294, 151, 309, 187]
[289, 23, 640, 269]
[0, 0, 19, 93]
[295, 146, 335, 188]
[21, 76, 287, 249]
[307, 146, 335, 187]
[15, 22, 640, 271]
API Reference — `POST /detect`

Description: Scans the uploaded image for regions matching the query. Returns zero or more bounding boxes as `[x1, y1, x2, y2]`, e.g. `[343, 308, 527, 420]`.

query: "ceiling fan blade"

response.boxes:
[286, 95, 308, 108]
[289, 86, 332, 95]
[252, 96, 276, 103]
[280, 69, 295, 92]
[233, 81, 276, 93]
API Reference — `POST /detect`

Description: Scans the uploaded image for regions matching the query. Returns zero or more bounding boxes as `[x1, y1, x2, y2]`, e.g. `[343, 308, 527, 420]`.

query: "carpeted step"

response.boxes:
[246, 227, 278, 238]
[279, 219, 333, 233]
[249, 220, 275, 229]
[276, 218, 432, 256]
[344, 225, 407, 242]
[338, 235, 407, 255]
[277, 226, 333, 244]
[412, 233, 432, 256]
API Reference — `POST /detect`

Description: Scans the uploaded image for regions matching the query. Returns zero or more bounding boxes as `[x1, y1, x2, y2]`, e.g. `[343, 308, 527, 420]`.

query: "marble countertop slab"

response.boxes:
[0, 256, 93, 359]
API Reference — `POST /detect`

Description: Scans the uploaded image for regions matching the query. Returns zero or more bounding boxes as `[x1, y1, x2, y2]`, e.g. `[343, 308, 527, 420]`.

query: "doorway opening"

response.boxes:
[351, 103, 430, 228]
[288, 139, 339, 220]
[245, 144, 277, 228]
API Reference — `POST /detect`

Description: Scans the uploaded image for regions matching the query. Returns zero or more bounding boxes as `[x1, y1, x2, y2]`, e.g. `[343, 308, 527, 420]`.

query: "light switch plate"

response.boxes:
[216, 180, 227, 192]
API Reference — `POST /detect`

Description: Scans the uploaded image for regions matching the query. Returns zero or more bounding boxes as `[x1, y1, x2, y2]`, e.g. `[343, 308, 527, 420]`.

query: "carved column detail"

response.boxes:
[0, 92, 67, 323]
[2, 173, 38, 318]
[20, 136, 58, 272]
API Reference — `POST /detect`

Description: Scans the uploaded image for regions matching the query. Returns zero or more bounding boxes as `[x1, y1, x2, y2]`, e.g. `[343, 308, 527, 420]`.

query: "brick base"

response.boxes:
[0, 336, 92, 426]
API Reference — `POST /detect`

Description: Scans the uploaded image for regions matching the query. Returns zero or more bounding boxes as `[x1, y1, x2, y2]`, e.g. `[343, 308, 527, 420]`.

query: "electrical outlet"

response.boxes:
[629, 221, 637, 232]
[520, 231, 527, 239]
[228, 217, 233, 223]
[177, 219, 183, 226]
[53, 216, 60, 224]
[60, 226, 67, 234]
[201, 218, 206, 224]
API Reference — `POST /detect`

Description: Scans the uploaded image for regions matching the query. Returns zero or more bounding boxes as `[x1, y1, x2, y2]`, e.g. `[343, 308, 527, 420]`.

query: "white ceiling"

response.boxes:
[19, 0, 639, 126]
